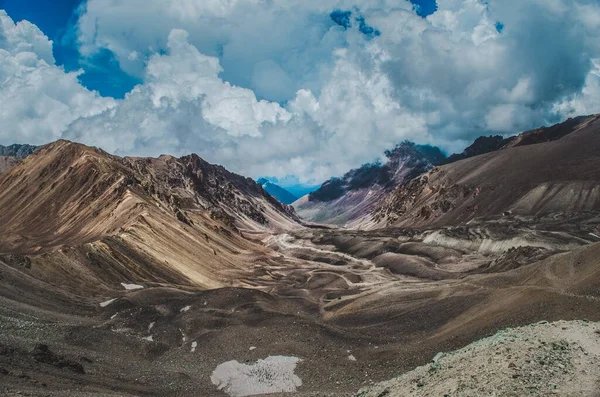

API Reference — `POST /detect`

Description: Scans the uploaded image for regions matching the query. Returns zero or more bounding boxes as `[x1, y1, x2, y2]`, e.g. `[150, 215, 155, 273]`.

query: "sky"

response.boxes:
[1, 0, 600, 188]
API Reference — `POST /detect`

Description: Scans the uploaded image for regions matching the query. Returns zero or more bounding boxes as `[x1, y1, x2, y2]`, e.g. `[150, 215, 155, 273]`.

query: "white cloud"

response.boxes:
[0, 10, 115, 145]
[2, 1, 600, 184]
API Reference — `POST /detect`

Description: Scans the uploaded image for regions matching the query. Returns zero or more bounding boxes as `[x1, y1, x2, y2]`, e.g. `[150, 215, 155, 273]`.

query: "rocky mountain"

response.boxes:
[0, 144, 38, 175]
[293, 142, 446, 226]
[0, 140, 300, 289]
[257, 178, 298, 204]
[1, 132, 600, 396]
[373, 114, 600, 228]
[0, 143, 38, 158]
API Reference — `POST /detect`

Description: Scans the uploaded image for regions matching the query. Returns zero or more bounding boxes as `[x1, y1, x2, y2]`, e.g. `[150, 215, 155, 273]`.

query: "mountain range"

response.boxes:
[1, 115, 600, 396]
[293, 142, 446, 227]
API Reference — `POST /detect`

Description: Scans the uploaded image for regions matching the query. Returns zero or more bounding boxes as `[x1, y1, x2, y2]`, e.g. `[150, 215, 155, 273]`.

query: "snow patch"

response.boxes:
[142, 336, 153, 342]
[180, 305, 191, 313]
[110, 313, 118, 320]
[121, 283, 144, 290]
[249, 346, 256, 351]
[211, 356, 302, 397]
[191, 341, 197, 353]
[100, 298, 117, 307]
[148, 322, 155, 331]
[589, 233, 600, 239]
[348, 355, 357, 361]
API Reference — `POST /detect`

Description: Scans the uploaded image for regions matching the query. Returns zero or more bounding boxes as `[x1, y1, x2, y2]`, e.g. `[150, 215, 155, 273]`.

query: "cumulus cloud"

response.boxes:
[2, 0, 600, 184]
[0, 10, 115, 145]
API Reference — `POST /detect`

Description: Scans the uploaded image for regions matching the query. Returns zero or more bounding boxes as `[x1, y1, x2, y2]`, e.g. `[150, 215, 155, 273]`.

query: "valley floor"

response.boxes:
[1, 213, 600, 396]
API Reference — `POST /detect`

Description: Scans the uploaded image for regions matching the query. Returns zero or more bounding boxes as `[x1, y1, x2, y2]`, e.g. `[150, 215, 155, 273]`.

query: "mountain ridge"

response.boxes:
[373, 114, 600, 228]
[293, 142, 446, 226]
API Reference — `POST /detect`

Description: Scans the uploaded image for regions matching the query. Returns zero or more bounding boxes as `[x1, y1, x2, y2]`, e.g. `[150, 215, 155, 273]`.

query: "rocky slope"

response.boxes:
[358, 320, 600, 397]
[373, 114, 600, 228]
[1, 125, 600, 396]
[293, 142, 446, 226]
[257, 178, 298, 204]
[0, 140, 300, 290]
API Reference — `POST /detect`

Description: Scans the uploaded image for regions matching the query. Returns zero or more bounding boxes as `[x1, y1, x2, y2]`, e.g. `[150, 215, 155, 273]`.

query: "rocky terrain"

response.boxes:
[1, 115, 600, 396]
[0, 144, 38, 158]
[442, 115, 591, 165]
[359, 320, 600, 397]
[294, 142, 446, 226]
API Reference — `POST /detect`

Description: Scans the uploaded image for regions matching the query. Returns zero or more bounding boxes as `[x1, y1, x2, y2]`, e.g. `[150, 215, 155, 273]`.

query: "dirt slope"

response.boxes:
[373, 115, 600, 228]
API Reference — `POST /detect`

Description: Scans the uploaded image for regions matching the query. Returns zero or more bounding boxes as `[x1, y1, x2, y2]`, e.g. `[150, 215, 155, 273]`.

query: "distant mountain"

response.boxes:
[293, 142, 446, 226]
[0, 144, 38, 174]
[257, 178, 298, 204]
[0, 143, 38, 158]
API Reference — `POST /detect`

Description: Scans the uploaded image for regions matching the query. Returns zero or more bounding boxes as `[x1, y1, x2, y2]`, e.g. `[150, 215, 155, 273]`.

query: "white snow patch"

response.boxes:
[142, 336, 153, 342]
[589, 233, 600, 239]
[211, 356, 302, 397]
[180, 305, 191, 313]
[249, 346, 257, 351]
[121, 283, 144, 290]
[348, 355, 357, 362]
[100, 298, 117, 307]
[191, 341, 197, 353]
[110, 313, 118, 320]
[148, 322, 155, 331]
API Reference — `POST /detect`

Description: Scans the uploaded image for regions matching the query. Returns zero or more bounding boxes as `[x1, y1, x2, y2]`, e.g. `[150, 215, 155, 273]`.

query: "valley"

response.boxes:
[1, 117, 600, 396]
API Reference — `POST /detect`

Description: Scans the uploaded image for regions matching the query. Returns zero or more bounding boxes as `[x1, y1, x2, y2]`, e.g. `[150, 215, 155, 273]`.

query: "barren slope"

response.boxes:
[374, 115, 600, 228]
[1, 137, 600, 396]
[0, 140, 300, 290]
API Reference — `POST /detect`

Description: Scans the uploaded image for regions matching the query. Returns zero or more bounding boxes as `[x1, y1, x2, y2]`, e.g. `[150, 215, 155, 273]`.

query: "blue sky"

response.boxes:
[1, 0, 599, 188]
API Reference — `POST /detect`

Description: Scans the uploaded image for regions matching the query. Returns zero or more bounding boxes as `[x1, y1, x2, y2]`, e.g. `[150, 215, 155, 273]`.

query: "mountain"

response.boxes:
[293, 142, 446, 226]
[257, 178, 298, 204]
[442, 115, 591, 164]
[0, 156, 19, 174]
[0, 140, 299, 289]
[1, 132, 600, 396]
[0, 143, 38, 175]
[374, 114, 600, 228]
[0, 143, 38, 158]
